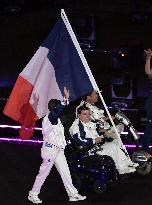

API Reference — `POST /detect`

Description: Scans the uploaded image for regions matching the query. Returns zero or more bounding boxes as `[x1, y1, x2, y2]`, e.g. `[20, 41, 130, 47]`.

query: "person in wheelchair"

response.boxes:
[76, 90, 123, 132]
[70, 105, 138, 175]
[76, 90, 139, 166]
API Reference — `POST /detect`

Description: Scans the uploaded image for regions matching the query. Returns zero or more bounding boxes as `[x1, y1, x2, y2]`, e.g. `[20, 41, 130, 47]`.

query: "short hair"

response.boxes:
[77, 104, 90, 115]
[48, 99, 61, 112]
[83, 90, 94, 101]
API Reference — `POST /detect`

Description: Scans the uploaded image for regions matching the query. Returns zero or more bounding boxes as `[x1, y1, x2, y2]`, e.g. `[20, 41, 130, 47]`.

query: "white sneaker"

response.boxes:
[125, 167, 136, 174]
[69, 193, 86, 202]
[119, 167, 136, 174]
[128, 162, 139, 168]
[28, 191, 42, 204]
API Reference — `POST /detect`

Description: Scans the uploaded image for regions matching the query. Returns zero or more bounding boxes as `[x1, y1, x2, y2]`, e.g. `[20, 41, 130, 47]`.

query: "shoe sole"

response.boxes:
[69, 196, 86, 202]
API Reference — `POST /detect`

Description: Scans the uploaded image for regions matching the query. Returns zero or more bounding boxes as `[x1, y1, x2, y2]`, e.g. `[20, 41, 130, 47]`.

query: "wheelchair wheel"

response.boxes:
[93, 180, 107, 194]
[71, 173, 82, 190]
[136, 162, 152, 175]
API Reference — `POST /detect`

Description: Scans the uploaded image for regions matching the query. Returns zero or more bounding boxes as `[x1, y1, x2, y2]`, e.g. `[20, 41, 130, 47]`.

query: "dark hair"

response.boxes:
[77, 105, 90, 115]
[83, 90, 94, 101]
[48, 99, 61, 112]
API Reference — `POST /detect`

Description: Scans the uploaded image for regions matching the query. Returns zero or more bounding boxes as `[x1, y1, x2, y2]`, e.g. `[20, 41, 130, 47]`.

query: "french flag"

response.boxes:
[3, 10, 95, 139]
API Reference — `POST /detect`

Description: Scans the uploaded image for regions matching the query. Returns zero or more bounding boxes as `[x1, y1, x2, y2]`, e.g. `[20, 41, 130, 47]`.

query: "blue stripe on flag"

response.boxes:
[42, 18, 93, 101]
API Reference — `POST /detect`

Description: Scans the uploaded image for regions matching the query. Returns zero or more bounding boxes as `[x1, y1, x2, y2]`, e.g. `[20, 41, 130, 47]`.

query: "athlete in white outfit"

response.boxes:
[28, 87, 86, 204]
[76, 90, 138, 168]
[76, 90, 124, 133]
[70, 105, 138, 175]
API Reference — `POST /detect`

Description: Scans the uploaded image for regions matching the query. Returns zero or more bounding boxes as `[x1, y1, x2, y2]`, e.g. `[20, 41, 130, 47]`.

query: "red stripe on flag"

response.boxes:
[3, 76, 38, 139]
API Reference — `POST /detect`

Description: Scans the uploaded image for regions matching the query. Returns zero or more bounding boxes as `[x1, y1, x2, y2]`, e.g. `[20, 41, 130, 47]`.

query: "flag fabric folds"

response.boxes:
[3, 15, 94, 139]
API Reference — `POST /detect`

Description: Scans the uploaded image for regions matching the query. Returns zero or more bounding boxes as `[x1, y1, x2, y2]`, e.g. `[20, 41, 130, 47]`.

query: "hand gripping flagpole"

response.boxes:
[61, 9, 129, 155]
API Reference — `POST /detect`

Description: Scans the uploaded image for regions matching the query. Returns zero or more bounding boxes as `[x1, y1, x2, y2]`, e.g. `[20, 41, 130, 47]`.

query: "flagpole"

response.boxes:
[61, 9, 129, 154]
[61, 9, 97, 89]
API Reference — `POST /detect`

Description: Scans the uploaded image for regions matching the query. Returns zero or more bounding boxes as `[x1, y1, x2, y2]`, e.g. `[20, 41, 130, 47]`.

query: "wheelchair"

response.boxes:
[115, 111, 152, 175]
[65, 140, 119, 194]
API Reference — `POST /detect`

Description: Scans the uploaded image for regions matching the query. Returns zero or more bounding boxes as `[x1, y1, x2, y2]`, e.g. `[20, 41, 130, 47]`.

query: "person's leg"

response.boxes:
[54, 150, 77, 195]
[142, 115, 152, 154]
[108, 125, 129, 157]
[54, 150, 86, 201]
[142, 101, 152, 155]
[98, 142, 136, 174]
[28, 147, 58, 203]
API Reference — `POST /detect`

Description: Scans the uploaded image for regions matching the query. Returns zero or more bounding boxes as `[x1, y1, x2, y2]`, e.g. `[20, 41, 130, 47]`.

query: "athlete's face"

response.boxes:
[88, 91, 98, 104]
[78, 110, 90, 123]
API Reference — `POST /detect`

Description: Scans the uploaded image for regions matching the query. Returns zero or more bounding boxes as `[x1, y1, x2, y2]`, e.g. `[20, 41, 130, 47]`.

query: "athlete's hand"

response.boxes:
[64, 87, 70, 100]
[144, 49, 152, 59]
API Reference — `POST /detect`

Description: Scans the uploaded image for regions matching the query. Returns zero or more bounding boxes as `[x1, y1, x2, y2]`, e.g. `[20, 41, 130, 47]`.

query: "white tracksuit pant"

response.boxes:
[30, 146, 78, 196]
[97, 140, 133, 174]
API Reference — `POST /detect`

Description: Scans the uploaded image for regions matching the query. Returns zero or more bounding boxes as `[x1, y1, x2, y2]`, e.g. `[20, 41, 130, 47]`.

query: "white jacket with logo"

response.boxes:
[42, 113, 67, 150]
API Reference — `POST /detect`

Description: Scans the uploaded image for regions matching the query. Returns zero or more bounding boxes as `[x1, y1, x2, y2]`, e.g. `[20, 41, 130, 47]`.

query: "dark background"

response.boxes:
[0, 0, 152, 127]
[1, 3, 152, 205]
